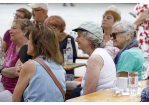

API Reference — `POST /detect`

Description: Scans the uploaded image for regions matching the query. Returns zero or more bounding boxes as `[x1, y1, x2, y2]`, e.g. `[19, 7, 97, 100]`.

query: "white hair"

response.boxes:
[112, 20, 137, 42]
[80, 30, 105, 49]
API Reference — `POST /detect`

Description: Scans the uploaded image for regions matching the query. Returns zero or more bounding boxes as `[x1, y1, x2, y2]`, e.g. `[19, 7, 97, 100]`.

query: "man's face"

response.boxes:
[32, 7, 44, 22]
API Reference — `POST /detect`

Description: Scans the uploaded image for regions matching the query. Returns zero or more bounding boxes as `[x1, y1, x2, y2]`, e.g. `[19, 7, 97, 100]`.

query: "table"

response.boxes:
[66, 89, 140, 102]
[62, 63, 86, 71]
[77, 56, 89, 59]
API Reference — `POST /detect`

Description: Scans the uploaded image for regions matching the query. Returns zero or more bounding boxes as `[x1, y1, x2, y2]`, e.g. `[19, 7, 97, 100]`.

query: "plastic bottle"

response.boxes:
[66, 38, 73, 65]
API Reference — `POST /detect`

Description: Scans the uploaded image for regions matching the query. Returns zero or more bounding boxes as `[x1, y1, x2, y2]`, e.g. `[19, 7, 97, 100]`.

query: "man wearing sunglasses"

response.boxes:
[27, 3, 48, 25]
[112, 20, 144, 80]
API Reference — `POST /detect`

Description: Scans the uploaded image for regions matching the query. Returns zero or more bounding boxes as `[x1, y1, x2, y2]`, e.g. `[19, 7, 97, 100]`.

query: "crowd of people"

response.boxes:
[0, 3, 149, 102]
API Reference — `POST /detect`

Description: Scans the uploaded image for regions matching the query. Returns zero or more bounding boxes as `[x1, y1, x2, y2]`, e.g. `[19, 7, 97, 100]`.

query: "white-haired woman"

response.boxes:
[67, 21, 116, 99]
[111, 20, 144, 80]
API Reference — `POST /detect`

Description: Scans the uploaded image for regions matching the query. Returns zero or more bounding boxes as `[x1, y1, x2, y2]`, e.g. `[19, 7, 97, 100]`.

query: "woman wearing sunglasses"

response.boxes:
[111, 20, 144, 80]
[101, 5, 121, 59]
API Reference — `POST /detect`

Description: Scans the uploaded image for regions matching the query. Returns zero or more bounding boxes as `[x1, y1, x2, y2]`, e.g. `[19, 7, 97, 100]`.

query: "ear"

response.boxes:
[88, 40, 92, 45]
[24, 29, 28, 35]
[126, 31, 131, 40]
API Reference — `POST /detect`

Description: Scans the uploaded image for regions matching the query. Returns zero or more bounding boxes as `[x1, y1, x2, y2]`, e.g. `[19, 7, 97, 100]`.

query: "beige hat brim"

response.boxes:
[27, 4, 39, 8]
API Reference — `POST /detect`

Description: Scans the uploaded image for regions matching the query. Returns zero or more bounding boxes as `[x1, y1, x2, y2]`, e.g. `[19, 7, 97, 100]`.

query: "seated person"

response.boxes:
[67, 21, 116, 99]
[3, 8, 32, 58]
[12, 24, 66, 102]
[0, 19, 34, 102]
[111, 20, 144, 80]
[44, 15, 77, 81]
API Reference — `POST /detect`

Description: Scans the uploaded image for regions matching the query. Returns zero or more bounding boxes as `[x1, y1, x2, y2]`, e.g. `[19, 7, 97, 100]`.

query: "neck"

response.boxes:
[36, 16, 47, 24]
[83, 48, 95, 56]
[103, 27, 112, 36]
[59, 32, 67, 42]
[15, 38, 28, 49]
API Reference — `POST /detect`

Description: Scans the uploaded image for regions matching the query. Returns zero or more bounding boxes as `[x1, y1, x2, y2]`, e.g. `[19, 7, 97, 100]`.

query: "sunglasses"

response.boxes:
[110, 31, 126, 39]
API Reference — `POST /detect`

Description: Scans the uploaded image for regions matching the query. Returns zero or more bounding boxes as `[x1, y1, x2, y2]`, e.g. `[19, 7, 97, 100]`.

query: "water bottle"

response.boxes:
[0, 37, 4, 66]
[66, 38, 73, 65]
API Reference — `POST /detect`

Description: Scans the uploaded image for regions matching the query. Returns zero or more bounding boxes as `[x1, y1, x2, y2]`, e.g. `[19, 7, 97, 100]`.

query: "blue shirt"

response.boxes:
[23, 57, 66, 102]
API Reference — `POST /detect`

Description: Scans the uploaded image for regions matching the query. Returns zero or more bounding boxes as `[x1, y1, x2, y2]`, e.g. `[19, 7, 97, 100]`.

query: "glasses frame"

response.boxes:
[13, 13, 24, 19]
[110, 31, 127, 39]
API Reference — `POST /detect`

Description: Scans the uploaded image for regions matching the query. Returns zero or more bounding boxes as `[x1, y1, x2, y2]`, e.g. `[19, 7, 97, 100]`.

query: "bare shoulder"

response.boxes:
[22, 60, 35, 73]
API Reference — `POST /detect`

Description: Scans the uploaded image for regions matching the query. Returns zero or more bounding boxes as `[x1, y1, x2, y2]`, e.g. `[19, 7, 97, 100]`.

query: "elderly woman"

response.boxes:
[3, 8, 32, 58]
[0, 19, 34, 102]
[111, 20, 144, 80]
[44, 15, 77, 81]
[67, 21, 116, 99]
[12, 24, 66, 102]
[102, 5, 121, 59]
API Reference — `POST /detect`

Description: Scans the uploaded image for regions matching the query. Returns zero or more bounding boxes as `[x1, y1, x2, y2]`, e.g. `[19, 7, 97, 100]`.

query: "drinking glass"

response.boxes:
[128, 72, 138, 97]
[63, 49, 67, 66]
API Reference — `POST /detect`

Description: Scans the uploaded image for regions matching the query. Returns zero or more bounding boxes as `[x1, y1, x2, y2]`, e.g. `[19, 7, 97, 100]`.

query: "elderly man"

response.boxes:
[111, 20, 144, 80]
[27, 3, 48, 25]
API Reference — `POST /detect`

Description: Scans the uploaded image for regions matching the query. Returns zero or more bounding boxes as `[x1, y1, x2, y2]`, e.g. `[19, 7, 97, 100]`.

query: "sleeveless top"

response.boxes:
[23, 57, 66, 102]
[80, 48, 116, 95]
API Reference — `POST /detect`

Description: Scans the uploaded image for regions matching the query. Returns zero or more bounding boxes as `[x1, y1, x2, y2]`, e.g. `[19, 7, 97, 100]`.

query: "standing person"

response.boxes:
[112, 20, 144, 80]
[27, 3, 48, 25]
[3, 8, 32, 58]
[68, 21, 116, 99]
[133, 3, 149, 58]
[12, 24, 66, 102]
[0, 19, 34, 102]
[102, 5, 121, 59]
[44, 15, 77, 81]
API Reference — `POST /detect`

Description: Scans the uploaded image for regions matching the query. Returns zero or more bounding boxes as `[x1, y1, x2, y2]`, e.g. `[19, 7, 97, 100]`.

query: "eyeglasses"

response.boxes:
[110, 31, 126, 39]
[32, 9, 43, 12]
[13, 13, 24, 19]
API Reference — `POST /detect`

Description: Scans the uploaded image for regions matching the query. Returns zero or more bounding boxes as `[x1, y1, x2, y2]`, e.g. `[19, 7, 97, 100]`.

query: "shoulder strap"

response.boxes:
[33, 58, 65, 101]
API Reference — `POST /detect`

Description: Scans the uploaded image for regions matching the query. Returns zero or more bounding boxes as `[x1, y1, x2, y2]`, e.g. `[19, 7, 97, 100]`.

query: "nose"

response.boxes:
[75, 36, 78, 42]
[26, 41, 29, 46]
[9, 29, 12, 34]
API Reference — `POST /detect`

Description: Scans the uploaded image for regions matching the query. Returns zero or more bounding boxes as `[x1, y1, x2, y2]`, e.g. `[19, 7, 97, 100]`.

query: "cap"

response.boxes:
[72, 21, 103, 40]
[27, 3, 48, 11]
[105, 5, 121, 16]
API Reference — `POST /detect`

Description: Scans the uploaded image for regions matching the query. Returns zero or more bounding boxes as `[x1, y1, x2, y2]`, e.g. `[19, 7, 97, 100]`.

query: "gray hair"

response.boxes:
[112, 20, 137, 43]
[79, 30, 105, 49]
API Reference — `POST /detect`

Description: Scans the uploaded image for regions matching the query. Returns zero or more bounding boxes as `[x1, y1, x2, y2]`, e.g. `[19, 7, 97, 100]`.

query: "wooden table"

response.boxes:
[66, 89, 140, 102]
[62, 63, 86, 71]
[77, 56, 89, 59]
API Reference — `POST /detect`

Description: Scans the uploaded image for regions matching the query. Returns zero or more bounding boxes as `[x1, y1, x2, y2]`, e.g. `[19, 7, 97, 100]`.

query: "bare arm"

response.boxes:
[116, 72, 128, 77]
[12, 60, 35, 102]
[133, 11, 148, 25]
[1, 59, 22, 78]
[83, 54, 103, 95]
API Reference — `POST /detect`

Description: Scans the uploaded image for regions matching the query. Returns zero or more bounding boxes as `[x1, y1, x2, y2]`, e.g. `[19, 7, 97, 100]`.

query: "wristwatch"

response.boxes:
[0, 67, 4, 74]
[142, 75, 149, 80]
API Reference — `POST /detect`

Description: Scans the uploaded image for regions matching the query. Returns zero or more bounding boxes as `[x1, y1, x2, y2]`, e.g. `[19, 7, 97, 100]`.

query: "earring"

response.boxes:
[24, 34, 25, 35]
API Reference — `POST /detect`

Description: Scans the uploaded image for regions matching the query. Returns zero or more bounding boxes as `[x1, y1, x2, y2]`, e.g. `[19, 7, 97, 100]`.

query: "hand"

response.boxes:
[76, 83, 81, 88]
[16, 64, 23, 76]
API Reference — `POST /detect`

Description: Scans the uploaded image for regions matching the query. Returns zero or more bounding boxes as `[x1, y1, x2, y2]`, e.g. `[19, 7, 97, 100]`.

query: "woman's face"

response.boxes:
[9, 22, 25, 42]
[26, 33, 34, 56]
[111, 25, 128, 49]
[75, 31, 91, 52]
[101, 13, 115, 29]
[14, 11, 25, 20]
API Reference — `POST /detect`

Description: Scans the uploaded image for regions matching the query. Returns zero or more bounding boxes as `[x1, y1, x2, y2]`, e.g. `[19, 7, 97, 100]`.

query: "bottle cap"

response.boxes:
[67, 38, 71, 40]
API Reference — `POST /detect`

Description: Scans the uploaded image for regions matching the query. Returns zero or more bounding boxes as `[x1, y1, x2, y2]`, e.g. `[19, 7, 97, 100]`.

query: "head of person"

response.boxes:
[111, 20, 137, 49]
[27, 3, 48, 23]
[44, 15, 66, 39]
[27, 24, 63, 65]
[10, 19, 34, 43]
[101, 5, 121, 29]
[13, 8, 32, 20]
[73, 21, 105, 52]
